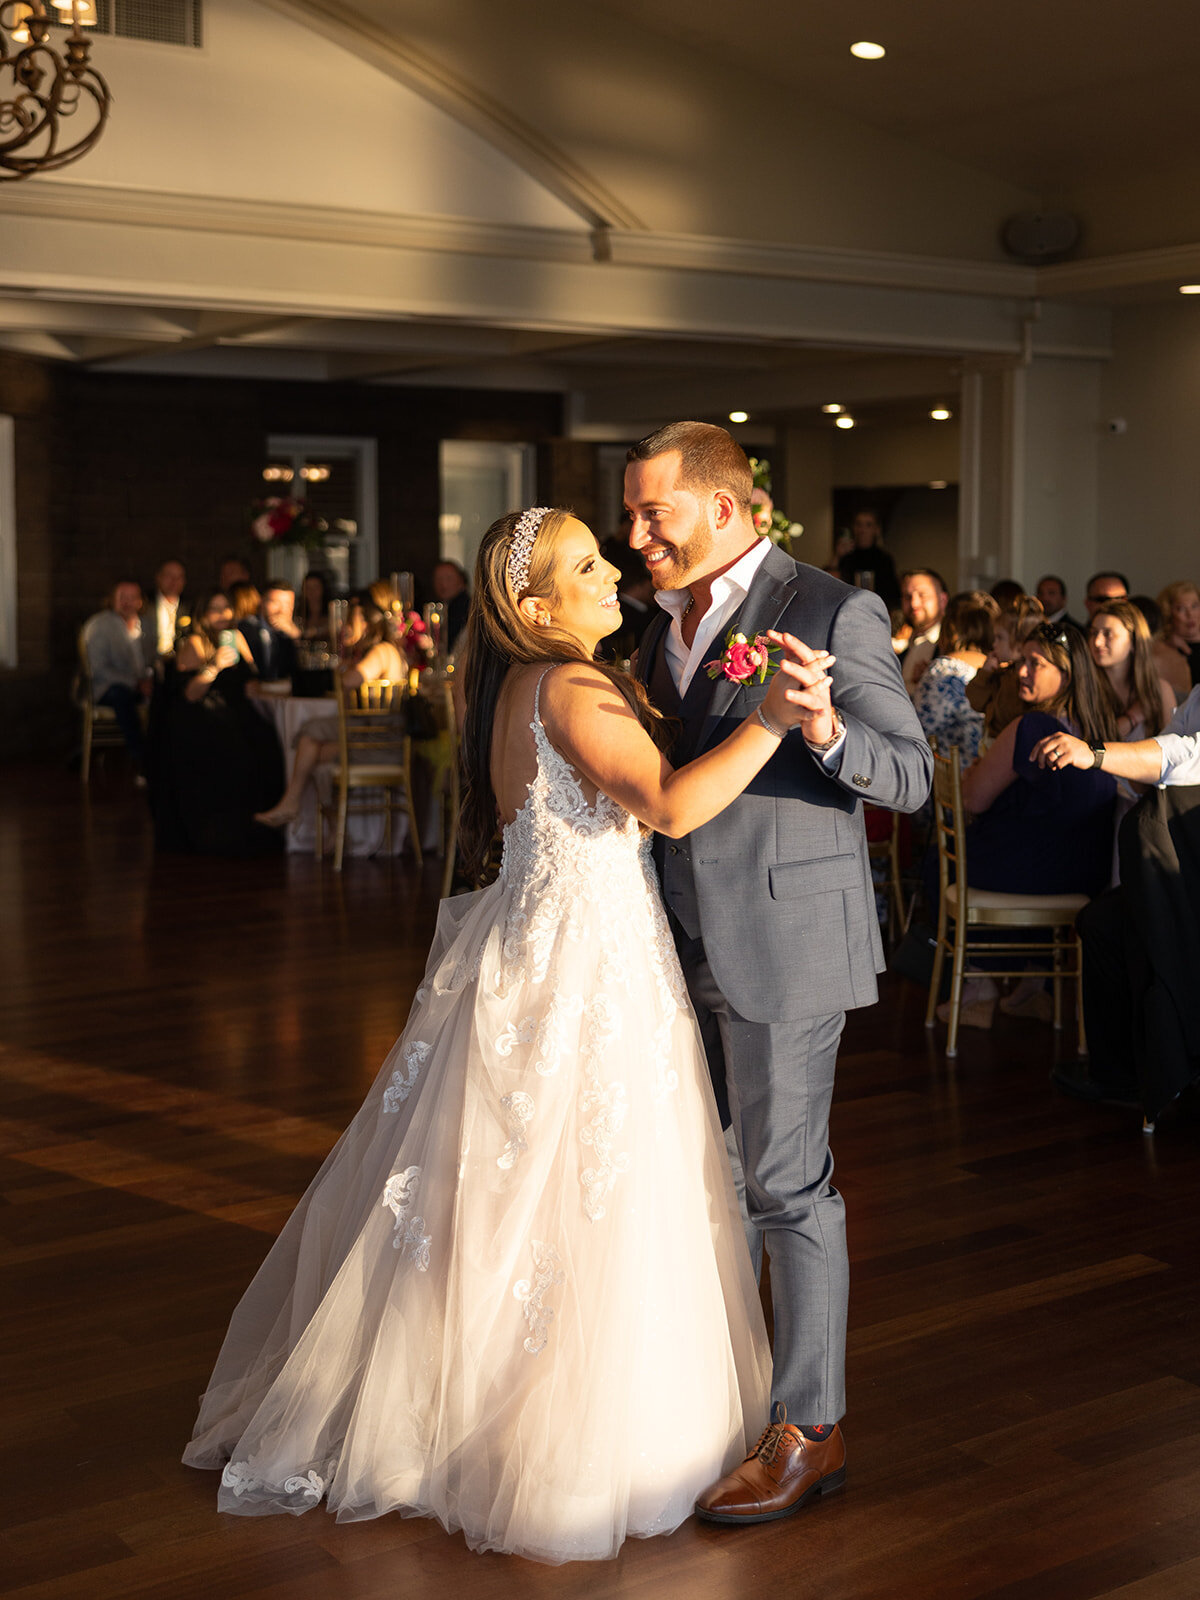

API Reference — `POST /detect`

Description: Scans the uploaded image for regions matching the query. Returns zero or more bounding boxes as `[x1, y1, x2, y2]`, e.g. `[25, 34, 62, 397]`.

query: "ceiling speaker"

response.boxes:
[1000, 211, 1081, 264]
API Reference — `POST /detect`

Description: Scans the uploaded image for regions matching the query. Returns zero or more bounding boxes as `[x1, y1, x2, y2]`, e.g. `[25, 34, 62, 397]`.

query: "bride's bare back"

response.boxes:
[491, 664, 602, 825]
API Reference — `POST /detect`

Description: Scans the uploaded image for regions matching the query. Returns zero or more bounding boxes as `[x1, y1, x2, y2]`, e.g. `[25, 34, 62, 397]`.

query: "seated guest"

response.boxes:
[941, 623, 1119, 1027]
[1152, 579, 1200, 701]
[914, 591, 998, 765]
[1035, 573, 1079, 629]
[1083, 569, 1129, 619]
[149, 559, 188, 656]
[218, 554, 252, 594]
[893, 567, 947, 693]
[431, 559, 471, 654]
[966, 595, 1044, 742]
[299, 569, 333, 639]
[989, 578, 1025, 610]
[1128, 593, 1161, 635]
[255, 584, 410, 829]
[237, 580, 299, 682]
[837, 506, 900, 613]
[1088, 598, 1175, 739]
[83, 577, 155, 772]
[1034, 686, 1200, 1108]
[152, 593, 283, 856]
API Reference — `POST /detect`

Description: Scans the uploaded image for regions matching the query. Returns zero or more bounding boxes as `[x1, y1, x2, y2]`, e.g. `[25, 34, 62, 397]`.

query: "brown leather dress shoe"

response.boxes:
[695, 1410, 846, 1525]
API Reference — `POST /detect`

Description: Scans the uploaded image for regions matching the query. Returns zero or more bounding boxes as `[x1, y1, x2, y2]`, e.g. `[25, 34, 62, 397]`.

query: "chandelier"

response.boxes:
[0, 1, 111, 182]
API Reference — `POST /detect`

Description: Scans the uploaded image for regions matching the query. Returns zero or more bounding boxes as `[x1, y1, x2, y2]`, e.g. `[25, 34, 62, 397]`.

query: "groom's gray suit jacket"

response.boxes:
[638, 543, 932, 1024]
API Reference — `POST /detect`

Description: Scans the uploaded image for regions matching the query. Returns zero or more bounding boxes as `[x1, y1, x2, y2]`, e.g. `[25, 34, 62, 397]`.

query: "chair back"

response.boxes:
[930, 745, 969, 900]
[73, 625, 95, 708]
[335, 679, 408, 770]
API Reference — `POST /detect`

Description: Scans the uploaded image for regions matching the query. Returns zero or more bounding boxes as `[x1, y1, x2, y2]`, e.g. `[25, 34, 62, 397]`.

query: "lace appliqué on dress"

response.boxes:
[513, 1239, 565, 1355]
[382, 1040, 430, 1113]
[221, 1461, 328, 1503]
[498, 1091, 535, 1169]
[381, 1165, 431, 1269]
[578, 993, 630, 1221]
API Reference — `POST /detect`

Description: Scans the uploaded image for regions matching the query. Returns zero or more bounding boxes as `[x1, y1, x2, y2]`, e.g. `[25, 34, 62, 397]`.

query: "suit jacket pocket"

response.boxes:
[768, 853, 860, 899]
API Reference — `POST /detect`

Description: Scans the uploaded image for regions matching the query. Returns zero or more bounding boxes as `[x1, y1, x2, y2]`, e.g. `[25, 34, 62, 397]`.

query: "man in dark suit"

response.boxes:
[239, 581, 299, 682]
[626, 422, 931, 1525]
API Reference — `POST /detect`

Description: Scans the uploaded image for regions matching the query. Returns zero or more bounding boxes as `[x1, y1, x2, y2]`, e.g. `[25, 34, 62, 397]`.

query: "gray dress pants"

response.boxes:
[677, 932, 849, 1426]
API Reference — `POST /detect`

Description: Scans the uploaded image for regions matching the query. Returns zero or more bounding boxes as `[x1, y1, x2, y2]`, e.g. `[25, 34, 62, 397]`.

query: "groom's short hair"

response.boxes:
[627, 421, 754, 513]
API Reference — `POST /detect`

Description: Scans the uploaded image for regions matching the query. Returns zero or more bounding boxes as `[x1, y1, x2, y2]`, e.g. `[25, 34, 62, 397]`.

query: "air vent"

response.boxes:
[51, 1, 203, 48]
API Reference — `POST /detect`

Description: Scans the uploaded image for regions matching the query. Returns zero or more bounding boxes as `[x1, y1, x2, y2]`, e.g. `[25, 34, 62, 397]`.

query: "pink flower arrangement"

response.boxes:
[250, 497, 328, 548]
[705, 626, 779, 684]
[391, 609, 436, 670]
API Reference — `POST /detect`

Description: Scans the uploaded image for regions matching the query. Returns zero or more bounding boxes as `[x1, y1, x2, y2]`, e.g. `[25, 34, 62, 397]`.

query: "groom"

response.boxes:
[626, 422, 931, 1523]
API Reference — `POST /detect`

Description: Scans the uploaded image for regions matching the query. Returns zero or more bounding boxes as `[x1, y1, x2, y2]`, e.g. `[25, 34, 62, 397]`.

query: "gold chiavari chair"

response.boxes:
[316, 680, 423, 872]
[926, 745, 1089, 1058]
[73, 626, 131, 784]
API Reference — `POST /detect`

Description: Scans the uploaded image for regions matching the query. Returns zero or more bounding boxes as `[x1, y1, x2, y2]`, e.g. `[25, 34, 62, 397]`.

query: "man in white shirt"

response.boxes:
[1037, 688, 1200, 1108]
[893, 568, 947, 694]
[150, 559, 188, 656]
[83, 578, 154, 771]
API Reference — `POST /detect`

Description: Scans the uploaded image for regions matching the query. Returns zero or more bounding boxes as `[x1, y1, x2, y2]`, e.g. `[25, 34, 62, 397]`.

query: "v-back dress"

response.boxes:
[183, 668, 771, 1564]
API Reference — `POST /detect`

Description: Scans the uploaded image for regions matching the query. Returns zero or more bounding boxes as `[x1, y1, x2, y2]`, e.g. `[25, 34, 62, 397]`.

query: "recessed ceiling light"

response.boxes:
[930, 407, 952, 421]
[1180, 284, 1200, 294]
[835, 415, 856, 429]
[821, 403, 844, 414]
[728, 410, 749, 424]
[850, 41, 886, 60]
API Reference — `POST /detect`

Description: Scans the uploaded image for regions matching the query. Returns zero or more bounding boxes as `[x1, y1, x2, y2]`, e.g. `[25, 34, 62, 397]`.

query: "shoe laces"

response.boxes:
[748, 1404, 793, 1466]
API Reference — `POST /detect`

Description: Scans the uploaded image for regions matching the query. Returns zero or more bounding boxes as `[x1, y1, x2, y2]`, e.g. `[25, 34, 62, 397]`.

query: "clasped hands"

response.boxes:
[761, 629, 838, 746]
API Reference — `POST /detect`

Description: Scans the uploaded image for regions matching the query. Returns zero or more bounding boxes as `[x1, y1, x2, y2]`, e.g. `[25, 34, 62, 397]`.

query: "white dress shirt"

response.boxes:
[1155, 685, 1200, 785]
[154, 592, 180, 655]
[653, 538, 845, 764]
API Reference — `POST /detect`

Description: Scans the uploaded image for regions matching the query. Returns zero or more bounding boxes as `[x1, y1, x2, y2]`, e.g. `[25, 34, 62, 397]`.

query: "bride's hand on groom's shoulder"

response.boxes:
[764, 630, 836, 742]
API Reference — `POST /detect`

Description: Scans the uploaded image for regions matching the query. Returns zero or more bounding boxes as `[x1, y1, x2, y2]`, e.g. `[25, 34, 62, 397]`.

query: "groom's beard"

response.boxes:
[646, 510, 714, 592]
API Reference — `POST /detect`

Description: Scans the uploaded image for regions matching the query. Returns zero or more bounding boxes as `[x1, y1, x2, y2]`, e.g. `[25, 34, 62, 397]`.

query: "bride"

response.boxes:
[183, 506, 832, 1563]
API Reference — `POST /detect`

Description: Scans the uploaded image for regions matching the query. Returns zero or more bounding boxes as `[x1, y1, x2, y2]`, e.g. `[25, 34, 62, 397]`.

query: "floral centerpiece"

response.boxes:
[748, 457, 803, 553]
[250, 497, 329, 549]
[389, 608, 436, 671]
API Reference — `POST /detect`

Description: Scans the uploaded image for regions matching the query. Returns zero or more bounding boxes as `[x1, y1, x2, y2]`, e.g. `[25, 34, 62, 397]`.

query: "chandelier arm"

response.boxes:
[0, 2, 110, 181]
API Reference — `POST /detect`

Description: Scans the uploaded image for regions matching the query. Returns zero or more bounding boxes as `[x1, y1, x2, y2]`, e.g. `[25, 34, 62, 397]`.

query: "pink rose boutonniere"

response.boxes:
[704, 625, 779, 684]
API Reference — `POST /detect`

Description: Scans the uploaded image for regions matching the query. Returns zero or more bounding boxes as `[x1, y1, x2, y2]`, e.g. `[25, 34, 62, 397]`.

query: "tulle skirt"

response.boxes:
[183, 873, 771, 1563]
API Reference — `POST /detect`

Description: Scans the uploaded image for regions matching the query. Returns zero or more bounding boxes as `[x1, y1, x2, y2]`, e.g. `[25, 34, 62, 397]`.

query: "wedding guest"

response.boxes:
[153, 592, 282, 856]
[1035, 574, 1078, 629]
[254, 584, 411, 830]
[1083, 569, 1129, 619]
[431, 559, 470, 652]
[913, 592, 998, 765]
[299, 569, 333, 639]
[940, 623, 1118, 1028]
[990, 578, 1025, 610]
[150, 559, 188, 656]
[1152, 579, 1200, 700]
[1128, 593, 1162, 636]
[1034, 685, 1200, 1107]
[229, 581, 261, 623]
[1088, 599, 1175, 739]
[837, 507, 900, 612]
[893, 568, 947, 693]
[238, 581, 299, 682]
[83, 577, 155, 770]
[218, 555, 252, 594]
[966, 595, 1045, 742]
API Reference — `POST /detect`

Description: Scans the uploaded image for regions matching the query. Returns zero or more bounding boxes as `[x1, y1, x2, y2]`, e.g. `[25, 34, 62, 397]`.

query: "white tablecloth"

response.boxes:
[259, 695, 408, 859]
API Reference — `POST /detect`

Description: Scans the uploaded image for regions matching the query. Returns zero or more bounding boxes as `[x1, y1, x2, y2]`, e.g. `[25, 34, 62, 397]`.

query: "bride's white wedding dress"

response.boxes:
[183, 669, 771, 1564]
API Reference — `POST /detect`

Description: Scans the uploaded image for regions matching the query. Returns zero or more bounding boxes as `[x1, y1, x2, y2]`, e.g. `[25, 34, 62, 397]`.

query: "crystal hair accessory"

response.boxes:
[507, 506, 553, 598]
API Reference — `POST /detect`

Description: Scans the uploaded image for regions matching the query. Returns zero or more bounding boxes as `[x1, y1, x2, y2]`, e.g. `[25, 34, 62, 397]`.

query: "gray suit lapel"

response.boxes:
[700, 545, 802, 738]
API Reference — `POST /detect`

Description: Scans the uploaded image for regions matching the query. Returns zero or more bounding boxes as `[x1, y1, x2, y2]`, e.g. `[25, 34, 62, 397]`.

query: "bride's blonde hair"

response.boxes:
[458, 508, 669, 882]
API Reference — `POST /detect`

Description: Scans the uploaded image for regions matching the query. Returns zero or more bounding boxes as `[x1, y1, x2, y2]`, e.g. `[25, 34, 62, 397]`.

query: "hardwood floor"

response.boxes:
[3, 766, 1200, 1599]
